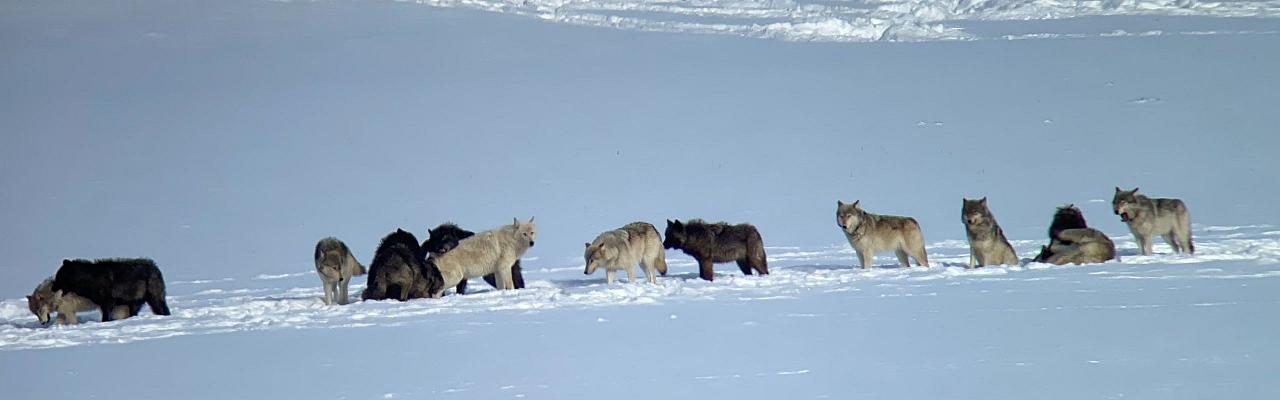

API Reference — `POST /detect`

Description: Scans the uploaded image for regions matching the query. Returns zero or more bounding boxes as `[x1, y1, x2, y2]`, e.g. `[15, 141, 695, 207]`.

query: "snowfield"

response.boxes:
[5, 224, 1277, 352]
[369, 0, 1280, 41]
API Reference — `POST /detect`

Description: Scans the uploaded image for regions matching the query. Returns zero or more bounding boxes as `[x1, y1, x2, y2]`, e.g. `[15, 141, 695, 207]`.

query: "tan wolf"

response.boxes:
[431, 217, 536, 296]
[1112, 187, 1194, 255]
[961, 197, 1019, 268]
[314, 237, 367, 305]
[584, 222, 668, 284]
[27, 278, 127, 325]
[836, 200, 929, 269]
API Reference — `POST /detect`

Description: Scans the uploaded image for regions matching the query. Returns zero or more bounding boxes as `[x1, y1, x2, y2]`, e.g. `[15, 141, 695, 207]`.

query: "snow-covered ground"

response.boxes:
[2, 225, 1278, 398]
[3, 0, 1279, 398]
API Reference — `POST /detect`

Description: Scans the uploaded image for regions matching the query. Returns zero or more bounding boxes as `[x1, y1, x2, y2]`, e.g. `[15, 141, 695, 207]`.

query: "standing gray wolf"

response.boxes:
[584, 222, 668, 284]
[663, 219, 767, 281]
[961, 197, 1019, 267]
[430, 218, 537, 296]
[836, 200, 929, 269]
[361, 229, 443, 301]
[1112, 187, 1194, 255]
[423, 223, 525, 295]
[51, 258, 171, 322]
[314, 237, 367, 305]
[1034, 205, 1117, 265]
[27, 277, 128, 325]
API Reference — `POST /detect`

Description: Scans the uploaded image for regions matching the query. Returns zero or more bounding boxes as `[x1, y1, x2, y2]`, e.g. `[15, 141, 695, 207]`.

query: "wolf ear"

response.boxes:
[584, 242, 591, 248]
[837, 200, 844, 207]
[528, 217, 535, 224]
[980, 197, 987, 205]
[26, 295, 33, 302]
[852, 200, 860, 208]
[513, 217, 519, 225]
[1115, 186, 1122, 192]
[1132, 187, 1139, 193]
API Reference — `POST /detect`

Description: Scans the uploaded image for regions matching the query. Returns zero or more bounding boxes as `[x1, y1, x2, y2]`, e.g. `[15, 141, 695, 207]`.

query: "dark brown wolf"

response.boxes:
[361, 229, 442, 301]
[663, 219, 767, 281]
[51, 258, 171, 322]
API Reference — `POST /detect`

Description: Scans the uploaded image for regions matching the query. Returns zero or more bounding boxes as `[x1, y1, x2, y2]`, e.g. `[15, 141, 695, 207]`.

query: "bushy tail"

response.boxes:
[348, 253, 367, 276]
[748, 229, 768, 275]
[649, 224, 668, 275]
[146, 270, 172, 316]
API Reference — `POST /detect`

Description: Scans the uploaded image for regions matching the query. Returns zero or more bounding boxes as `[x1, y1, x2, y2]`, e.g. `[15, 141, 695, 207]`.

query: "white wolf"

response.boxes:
[431, 217, 536, 296]
[27, 278, 127, 325]
[584, 222, 668, 284]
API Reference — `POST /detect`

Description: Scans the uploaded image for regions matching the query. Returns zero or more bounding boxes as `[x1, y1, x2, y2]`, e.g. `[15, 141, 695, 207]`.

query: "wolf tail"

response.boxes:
[747, 229, 769, 275]
[146, 269, 172, 316]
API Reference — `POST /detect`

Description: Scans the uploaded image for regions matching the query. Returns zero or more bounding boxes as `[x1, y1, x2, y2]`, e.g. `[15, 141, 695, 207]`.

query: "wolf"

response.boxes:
[430, 218, 536, 296]
[51, 258, 171, 322]
[361, 229, 443, 301]
[836, 200, 929, 269]
[1112, 187, 1194, 255]
[27, 277, 128, 325]
[663, 219, 767, 281]
[1034, 205, 1117, 265]
[585, 222, 668, 284]
[961, 197, 1019, 268]
[314, 237, 367, 305]
[423, 223, 525, 295]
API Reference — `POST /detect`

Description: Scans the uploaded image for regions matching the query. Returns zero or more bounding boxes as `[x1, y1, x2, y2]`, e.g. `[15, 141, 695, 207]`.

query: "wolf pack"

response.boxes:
[27, 187, 1194, 325]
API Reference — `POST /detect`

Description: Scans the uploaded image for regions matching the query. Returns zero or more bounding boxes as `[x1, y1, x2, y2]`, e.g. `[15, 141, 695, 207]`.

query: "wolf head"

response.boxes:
[583, 241, 612, 275]
[26, 279, 59, 326]
[422, 223, 474, 255]
[961, 197, 991, 227]
[663, 219, 687, 250]
[836, 200, 864, 234]
[1112, 187, 1142, 222]
[512, 217, 537, 248]
[1049, 204, 1088, 239]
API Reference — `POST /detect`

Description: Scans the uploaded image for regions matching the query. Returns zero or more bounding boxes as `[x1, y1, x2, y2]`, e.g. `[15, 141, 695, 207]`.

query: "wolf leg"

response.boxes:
[967, 249, 977, 269]
[338, 277, 349, 305]
[895, 249, 911, 268]
[625, 264, 638, 284]
[99, 302, 117, 322]
[910, 244, 930, 267]
[735, 259, 753, 275]
[321, 280, 335, 305]
[455, 280, 468, 295]
[606, 270, 616, 284]
[511, 261, 526, 289]
[1136, 233, 1153, 255]
[496, 265, 514, 290]
[698, 258, 715, 281]
[641, 259, 657, 284]
[856, 250, 873, 270]
[1161, 233, 1181, 253]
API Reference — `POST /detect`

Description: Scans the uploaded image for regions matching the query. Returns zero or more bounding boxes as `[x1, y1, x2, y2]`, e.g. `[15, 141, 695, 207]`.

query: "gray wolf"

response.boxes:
[584, 222, 668, 284]
[1034, 205, 1117, 265]
[836, 200, 929, 269]
[663, 219, 767, 281]
[361, 229, 442, 301]
[314, 237, 367, 305]
[51, 258, 172, 322]
[423, 223, 525, 295]
[27, 277, 128, 325]
[962, 197, 1019, 267]
[430, 218, 536, 296]
[1112, 187, 1194, 255]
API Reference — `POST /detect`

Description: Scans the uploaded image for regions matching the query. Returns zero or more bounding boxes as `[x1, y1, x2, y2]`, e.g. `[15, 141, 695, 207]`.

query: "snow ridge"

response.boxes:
[324, 0, 1280, 42]
[2, 225, 1277, 351]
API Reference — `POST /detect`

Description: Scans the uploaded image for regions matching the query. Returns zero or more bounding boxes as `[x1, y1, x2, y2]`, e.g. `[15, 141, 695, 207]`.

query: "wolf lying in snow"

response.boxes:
[962, 197, 1019, 268]
[1035, 205, 1117, 265]
[1112, 187, 1194, 255]
[663, 219, 767, 281]
[27, 277, 129, 325]
[836, 200, 929, 269]
[423, 223, 525, 295]
[430, 218, 536, 296]
[314, 237, 367, 305]
[362, 229, 442, 301]
[52, 258, 171, 322]
[584, 222, 668, 284]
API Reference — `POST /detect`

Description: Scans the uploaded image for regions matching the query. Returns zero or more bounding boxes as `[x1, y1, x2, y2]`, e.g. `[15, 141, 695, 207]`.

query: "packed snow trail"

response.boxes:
[3, 225, 1277, 351]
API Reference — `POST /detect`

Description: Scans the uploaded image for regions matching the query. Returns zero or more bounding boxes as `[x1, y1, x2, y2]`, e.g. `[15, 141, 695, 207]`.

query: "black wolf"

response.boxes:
[51, 258, 171, 322]
[422, 223, 525, 295]
[663, 219, 768, 281]
[361, 229, 442, 301]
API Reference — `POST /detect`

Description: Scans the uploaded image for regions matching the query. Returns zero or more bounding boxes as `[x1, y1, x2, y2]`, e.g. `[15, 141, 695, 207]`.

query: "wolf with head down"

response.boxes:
[584, 222, 668, 284]
[28, 277, 129, 325]
[836, 200, 929, 269]
[1112, 187, 1194, 255]
[361, 229, 443, 301]
[663, 219, 767, 281]
[51, 258, 172, 322]
[422, 223, 525, 295]
[1034, 204, 1117, 265]
[430, 218, 536, 296]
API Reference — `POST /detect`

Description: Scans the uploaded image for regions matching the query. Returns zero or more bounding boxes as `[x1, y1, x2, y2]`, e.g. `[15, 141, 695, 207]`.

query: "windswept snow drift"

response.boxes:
[3, 225, 1277, 351]
[326, 0, 1280, 42]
